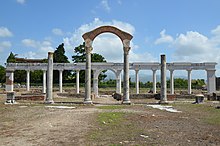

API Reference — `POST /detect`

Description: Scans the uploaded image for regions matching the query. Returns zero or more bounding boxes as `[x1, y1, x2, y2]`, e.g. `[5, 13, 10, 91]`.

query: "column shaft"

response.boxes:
[6, 71, 14, 92]
[45, 52, 54, 104]
[160, 54, 167, 103]
[76, 70, 80, 94]
[152, 70, 157, 94]
[26, 70, 30, 91]
[59, 70, 63, 93]
[84, 47, 92, 104]
[207, 70, 216, 93]
[122, 47, 131, 104]
[187, 70, 192, 94]
[135, 70, 139, 94]
[170, 70, 174, 94]
[93, 78, 98, 97]
[43, 70, 46, 93]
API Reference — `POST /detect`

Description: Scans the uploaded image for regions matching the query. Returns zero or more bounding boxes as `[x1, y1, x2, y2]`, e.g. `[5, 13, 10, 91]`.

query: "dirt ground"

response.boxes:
[0, 93, 220, 146]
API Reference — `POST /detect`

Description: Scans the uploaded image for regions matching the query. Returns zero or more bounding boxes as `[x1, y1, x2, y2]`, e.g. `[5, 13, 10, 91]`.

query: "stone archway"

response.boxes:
[82, 26, 133, 104]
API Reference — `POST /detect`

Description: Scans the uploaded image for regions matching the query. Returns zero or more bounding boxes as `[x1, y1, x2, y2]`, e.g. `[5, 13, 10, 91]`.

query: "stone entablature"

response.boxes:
[6, 62, 217, 71]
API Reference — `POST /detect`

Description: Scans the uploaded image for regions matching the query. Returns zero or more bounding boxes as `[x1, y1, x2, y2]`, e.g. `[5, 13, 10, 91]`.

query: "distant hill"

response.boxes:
[105, 72, 187, 83]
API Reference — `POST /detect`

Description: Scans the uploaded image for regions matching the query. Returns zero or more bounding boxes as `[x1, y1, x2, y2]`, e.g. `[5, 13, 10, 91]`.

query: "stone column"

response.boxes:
[152, 69, 157, 94]
[122, 41, 131, 104]
[84, 39, 93, 104]
[43, 70, 46, 94]
[187, 69, 192, 94]
[160, 54, 167, 103]
[6, 70, 14, 92]
[135, 70, 139, 94]
[93, 78, 99, 97]
[170, 69, 174, 94]
[26, 70, 30, 91]
[76, 70, 80, 94]
[45, 52, 54, 104]
[116, 70, 122, 94]
[206, 69, 216, 93]
[5, 70, 15, 104]
[59, 70, 63, 93]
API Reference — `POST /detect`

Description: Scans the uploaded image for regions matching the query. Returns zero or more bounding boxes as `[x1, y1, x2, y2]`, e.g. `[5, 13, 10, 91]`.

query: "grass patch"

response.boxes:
[88, 111, 147, 145]
[172, 103, 220, 125]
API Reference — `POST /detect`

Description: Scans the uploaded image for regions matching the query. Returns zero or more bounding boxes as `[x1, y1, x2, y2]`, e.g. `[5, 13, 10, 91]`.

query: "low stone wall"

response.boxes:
[57, 93, 84, 98]
[15, 95, 45, 101]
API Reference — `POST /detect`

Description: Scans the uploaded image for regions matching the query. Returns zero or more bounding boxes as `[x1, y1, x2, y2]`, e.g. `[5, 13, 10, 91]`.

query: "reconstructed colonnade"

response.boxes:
[6, 61, 217, 97]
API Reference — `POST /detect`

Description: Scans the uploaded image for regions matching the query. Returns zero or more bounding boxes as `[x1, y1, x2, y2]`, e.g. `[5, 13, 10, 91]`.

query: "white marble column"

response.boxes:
[170, 69, 174, 94]
[84, 39, 93, 104]
[116, 70, 122, 94]
[93, 78, 98, 97]
[45, 52, 54, 104]
[206, 69, 216, 93]
[43, 70, 46, 94]
[135, 70, 139, 94]
[26, 70, 30, 91]
[160, 54, 167, 103]
[187, 69, 192, 94]
[76, 70, 80, 94]
[6, 70, 14, 92]
[59, 70, 63, 93]
[152, 69, 157, 94]
[122, 44, 131, 104]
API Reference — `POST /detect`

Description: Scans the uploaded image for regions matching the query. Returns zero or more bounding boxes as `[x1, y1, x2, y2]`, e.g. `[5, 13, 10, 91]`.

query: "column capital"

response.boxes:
[135, 69, 139, 73]
[58, 69, 64, 72]
[186, 68, 192, 72]
[123, 39, 130, 48]
[85, 38, 93, 48]
[85, 46, 93, 54]
[205, 68, 216, 72]
[152, 69, 157, 72]
[169, 69, 174, 73]
[123, 47, 131, 54]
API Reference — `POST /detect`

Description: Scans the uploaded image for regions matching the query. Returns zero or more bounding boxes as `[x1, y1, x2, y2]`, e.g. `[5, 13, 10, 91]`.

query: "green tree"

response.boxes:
[0, 65, 6, 84]
[72, 42, 107, 83]
[6, 52, 16, 63]
[53, 43, 70, 83]
[6, 52, 26, 84]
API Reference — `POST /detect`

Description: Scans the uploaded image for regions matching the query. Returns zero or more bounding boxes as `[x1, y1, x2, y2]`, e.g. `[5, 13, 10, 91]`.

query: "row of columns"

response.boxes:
[134, 68, 216, 95]
[8, 67, 217, 96]
[7, 67, 217, 96]
[24, 69, 80, 94]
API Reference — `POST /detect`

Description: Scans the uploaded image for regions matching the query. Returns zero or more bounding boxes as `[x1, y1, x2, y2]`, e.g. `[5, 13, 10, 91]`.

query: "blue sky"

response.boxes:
[1, 0, 220, 79]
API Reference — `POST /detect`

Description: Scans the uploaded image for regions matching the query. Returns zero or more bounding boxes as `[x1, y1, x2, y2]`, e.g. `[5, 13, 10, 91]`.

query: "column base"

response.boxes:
[122, 100, 131, 105]
[44, 100, 54, 104]
[83, 100, 93, 104]
[159, 100, 168, 104]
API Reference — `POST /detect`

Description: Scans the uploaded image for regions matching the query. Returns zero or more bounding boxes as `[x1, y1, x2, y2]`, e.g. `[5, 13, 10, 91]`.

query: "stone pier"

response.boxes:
[160, 54, 167, 103]
[45, 52, 54, 104]
[84, 39, 93, 104]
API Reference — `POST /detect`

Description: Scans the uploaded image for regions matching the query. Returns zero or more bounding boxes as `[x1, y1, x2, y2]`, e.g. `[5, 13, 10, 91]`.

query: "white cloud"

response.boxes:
[63, 18, 155, 63]
[0, 27, 13, 37]
[154, 29, 173, 44]
[16, 0, 26, 4]
[154, 25, 220, 76]
[52, 28, 64, 36]
[173, 31, 211, 56]
[21, 38, 54, 59]
[0, 41, 12, 52]
[101, 0, 111, 12]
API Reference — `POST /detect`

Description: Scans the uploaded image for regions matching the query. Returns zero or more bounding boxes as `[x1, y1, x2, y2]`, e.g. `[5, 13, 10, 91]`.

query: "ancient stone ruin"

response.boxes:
[4, 26, 217, 104]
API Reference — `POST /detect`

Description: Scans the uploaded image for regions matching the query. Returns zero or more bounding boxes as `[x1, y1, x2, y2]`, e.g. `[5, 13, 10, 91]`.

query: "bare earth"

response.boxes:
[0, 94, 220, 146]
